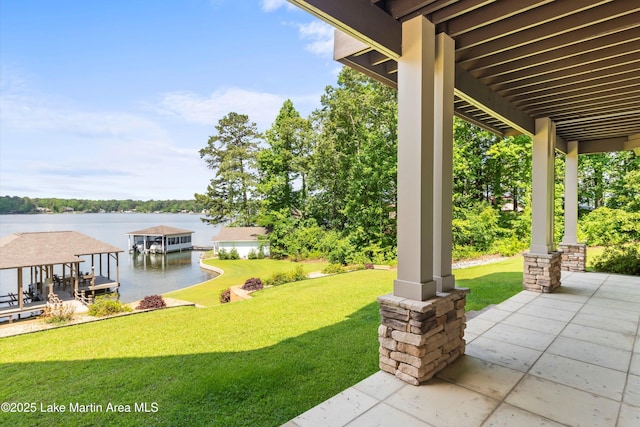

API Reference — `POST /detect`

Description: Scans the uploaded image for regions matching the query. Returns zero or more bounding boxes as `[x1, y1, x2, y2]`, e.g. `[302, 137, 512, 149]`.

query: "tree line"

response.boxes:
[0, 196, 202, 214]
[197, 67, 639, 263]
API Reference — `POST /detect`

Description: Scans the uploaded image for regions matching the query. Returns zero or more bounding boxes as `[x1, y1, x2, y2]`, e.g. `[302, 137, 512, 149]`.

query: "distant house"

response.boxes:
[126, 225, 194, 254]
[212, 227, 269, 259]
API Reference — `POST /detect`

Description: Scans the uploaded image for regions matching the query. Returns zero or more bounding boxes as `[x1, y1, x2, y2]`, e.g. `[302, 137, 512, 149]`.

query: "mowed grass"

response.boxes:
[165, 258, 329, 306]
[0, 257, 527, 427]
[454, 256, 524, 311]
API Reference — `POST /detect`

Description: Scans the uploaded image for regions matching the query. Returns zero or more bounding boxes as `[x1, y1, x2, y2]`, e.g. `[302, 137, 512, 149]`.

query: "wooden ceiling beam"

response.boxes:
[457, 3, 640, 63]
[454, 64, 535, 136]
[497, 61, 640, 98]
[457, 9, 640, 67]
[475, 26, 640, 81]
[453, 0, 610, 47]
[482, 36, 640, 87]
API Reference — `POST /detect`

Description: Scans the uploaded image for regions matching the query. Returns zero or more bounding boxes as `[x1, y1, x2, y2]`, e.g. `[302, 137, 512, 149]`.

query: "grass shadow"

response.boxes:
[0, 303, 380, 427]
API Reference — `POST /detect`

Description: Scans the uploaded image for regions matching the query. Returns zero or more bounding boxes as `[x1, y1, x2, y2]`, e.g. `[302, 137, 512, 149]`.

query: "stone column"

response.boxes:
[524, 118, 561, 292]
[381, 17, 467, 386]
[559, 140, 586, 271]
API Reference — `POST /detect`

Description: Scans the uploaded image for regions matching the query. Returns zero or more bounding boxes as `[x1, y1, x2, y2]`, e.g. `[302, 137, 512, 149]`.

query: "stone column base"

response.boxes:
[378, 288, 469, 386]
[558, 243, 586, 272]
[523, 252, 561, 293]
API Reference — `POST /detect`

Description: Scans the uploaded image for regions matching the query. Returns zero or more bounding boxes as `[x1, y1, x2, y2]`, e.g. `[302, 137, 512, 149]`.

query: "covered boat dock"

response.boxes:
[126, 225, 194, 254]
[0, 231, 123, 323]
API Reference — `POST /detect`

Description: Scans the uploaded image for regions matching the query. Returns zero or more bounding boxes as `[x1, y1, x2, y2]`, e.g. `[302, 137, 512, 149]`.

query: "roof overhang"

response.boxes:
[290, 0, 640, 151]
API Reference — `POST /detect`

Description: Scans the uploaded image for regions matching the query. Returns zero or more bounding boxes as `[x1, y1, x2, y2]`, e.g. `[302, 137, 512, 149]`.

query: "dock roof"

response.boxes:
[0, 231, 124, 270]
[126, 225, 193, 236]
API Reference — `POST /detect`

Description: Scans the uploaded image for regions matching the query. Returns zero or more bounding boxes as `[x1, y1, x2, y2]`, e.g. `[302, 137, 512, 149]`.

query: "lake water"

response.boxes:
[0, 213, 222, 302]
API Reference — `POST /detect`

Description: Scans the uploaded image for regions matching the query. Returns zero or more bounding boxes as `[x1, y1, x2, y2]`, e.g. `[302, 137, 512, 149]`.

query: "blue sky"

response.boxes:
[0, 0, 338, 200]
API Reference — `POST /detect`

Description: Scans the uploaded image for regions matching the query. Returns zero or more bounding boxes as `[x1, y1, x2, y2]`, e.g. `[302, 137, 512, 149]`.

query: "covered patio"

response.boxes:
[283, 0, 640, 425]
[286, 270, 640, 426]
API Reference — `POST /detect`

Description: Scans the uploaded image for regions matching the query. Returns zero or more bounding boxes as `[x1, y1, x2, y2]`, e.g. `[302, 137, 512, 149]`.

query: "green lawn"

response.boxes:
[0, 257, 525, 427]
[164, 258, 329, 306]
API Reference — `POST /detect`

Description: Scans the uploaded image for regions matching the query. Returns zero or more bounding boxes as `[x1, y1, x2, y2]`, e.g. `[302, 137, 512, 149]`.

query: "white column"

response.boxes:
[530, 117, 556, 254]
[394, 15, 437, 300]
[561, 140, 579, 245]
[433, 32, 455, 292]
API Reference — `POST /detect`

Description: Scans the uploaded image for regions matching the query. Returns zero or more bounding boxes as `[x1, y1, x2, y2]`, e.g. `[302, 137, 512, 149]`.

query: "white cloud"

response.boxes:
[296, 21, 334, 58]
[260, 0, 294, 12]
[155, 88, 286, 130]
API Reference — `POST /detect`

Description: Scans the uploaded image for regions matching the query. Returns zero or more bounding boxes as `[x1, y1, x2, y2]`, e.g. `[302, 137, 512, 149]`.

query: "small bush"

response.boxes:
[257, 247, 265, 259]
[88, 295, 132, 317]
[592, 244, 640, 275]
[247, 249, 258, 260]
[287, 265, 307, 282]
[264, 272, 288, 287]
[136, 295, 167, 310]
[218, 248, 240, 260]
[491, 236, 527, 257]
[40, 302, 75, 324]
[322, 264, 346, 274]
[264, 266, 307, 286]
[242, 277, 264, 291]
[219, 288, 231, 303]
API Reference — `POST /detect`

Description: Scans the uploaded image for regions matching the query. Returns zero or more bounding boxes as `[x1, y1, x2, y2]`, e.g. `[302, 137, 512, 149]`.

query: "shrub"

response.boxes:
[219, 288, 231, 303]
[257, 247, 265, 259]
[579, 207, 640, 246]
[88, 295, 132, 317]
[247, 249, 258, 260]
[322, 264, 346, 274]
[491, 236, 527, 257]
[136, 295, 167, 310]
[228, 248, 240, 260]
[40, 302, 75, 324]
[242, 277, 263, 291]
[218, 248, 240, 260]
[264, 266, 307, 286]
[592, 244, 640, 275]
[264, 272, 288, 287]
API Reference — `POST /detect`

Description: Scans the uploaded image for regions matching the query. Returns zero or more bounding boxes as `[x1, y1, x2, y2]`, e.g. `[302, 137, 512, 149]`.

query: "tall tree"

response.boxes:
[486, 134, 532, 211]
[257, 99, 312, 223]
[196, 112, 261, 226]
[309, 67, 398, 249]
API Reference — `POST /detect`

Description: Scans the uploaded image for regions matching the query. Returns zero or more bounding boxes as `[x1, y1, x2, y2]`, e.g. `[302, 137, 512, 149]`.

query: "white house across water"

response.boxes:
[126, 225, 194, 254]
[212, 227, 269, 259]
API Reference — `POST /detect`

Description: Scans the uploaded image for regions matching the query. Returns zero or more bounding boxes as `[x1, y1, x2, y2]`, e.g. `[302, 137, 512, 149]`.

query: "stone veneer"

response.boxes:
[558, 243, 587, 272]
[523, 252, 561, 293]
[377, 288, 469, 386]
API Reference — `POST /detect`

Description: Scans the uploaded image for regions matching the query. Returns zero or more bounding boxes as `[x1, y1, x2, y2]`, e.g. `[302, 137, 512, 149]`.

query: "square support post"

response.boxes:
[394, 15, 437, 301]
[525, 117, 561, 292]
[383, 17, 466, 386]
[433, 32, 455, 293]
[559, 140, 587, 271]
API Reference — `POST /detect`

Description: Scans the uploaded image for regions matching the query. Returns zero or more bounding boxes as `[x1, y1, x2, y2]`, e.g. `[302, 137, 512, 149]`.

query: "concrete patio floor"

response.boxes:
[284, 271, 640, 427]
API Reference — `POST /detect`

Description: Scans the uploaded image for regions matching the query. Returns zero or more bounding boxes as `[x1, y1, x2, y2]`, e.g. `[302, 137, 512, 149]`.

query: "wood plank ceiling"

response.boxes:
[290, 0, 640, 153]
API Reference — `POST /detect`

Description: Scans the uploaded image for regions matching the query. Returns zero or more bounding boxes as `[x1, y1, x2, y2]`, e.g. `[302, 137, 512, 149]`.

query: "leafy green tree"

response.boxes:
[309, 67, 398, 249]
[486, 134, 531, 211]
[453, 119, 501, 206]
[196, 112, 261, 226]
[257, 100, 312, 223]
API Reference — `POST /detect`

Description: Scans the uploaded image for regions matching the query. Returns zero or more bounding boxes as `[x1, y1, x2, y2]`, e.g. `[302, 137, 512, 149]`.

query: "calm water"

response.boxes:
[0, 213, 222, 302]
